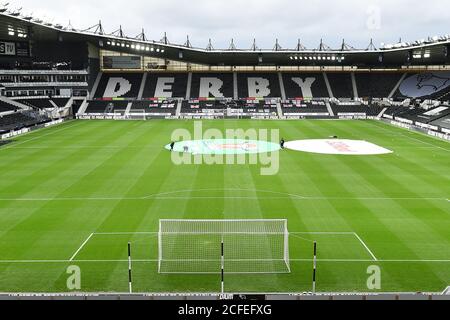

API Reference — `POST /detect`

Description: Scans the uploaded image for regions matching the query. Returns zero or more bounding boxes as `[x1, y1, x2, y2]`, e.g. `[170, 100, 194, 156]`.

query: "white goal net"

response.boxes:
[158, 219, 290, 274]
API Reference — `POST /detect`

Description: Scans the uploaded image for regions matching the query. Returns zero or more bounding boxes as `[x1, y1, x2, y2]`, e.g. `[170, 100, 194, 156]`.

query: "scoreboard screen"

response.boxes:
[103, 56, 142, 69]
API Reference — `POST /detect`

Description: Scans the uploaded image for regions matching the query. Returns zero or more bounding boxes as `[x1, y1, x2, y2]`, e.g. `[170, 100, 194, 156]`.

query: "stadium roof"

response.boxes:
[1, 7, 450, 67]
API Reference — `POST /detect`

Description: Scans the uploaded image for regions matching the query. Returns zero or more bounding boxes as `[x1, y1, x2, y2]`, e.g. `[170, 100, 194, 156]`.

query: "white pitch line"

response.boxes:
[94, 232, 158, 235]
[92, 231, 355, 236]
[0, 259, 450, 264]
[353, 233, 378, 261]
[369, 121, 450, 152]
[69, 233, 94, 261]
[290, 232, 355, 235]
[0, 121, 83, 151]
[0, 196, 447, 202]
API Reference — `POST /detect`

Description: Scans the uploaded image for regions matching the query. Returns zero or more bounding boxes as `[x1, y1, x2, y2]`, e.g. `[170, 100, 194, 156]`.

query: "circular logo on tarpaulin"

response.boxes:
[285, 139, 393, 155]
[165, 139, 281, 155]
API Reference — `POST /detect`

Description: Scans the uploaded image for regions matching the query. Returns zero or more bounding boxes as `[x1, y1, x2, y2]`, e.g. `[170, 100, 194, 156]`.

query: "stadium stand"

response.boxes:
[431, 115, 450, 129]
[18, 98, 69, 109]
[366, 105, 386, 116]
[236, 99, 278, 113]
[395, 107, 425, 120]
[51, 98, 71, 108]
[82, 71, 450, 102]
[383, 105, 409, 117]
[237, 73, 281, 98]
[190, 73, 234, 98]
[327, 73, 354, 98]
[131, 100, 177, 116]
[181, 100, 226, 114]
[356, 73, 404, 98]
[0, 100, 19, 113]
[85, 100, 129, 113]
[0, 112, 48, 131]
[400, 105, 450, 123]
[331, 102, 367, 115]
[282, 73, 329, 99]
[143, 73, 188, 98]
[71, 99, 84, 115]
[94, 73, 142, 98]
[281, 100, 329, 116]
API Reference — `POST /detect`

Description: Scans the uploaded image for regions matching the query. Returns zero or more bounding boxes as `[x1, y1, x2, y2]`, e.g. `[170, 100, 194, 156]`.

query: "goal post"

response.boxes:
[158, 219, 290, 274]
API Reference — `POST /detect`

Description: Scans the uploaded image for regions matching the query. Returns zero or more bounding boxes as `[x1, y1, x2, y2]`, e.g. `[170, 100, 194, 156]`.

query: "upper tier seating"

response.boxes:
[282, 73, 329, 99]
[356, 73, 403, 98]
[237, 73, 281, 98]
[190, 73, 234, 98]
[0, 100, 19, 113]
[143, 73, 188, 99]
[92, 71, 450, 101]
[94, 73, 143, 99]
[19, 98, 70, 109]
[327, 73, 354, 98]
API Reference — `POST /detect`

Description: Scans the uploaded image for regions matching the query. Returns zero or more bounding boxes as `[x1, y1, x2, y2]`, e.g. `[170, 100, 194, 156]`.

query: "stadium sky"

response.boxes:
[6, 0, 450, 49]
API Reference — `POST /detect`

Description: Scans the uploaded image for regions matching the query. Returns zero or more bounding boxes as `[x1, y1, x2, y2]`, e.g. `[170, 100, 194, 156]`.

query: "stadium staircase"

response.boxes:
[278, 72, 287, 101]
[276, 101, 284, 118]
[77, 98, 89, 115]
[137, 73, 147, 100]
[351, 73, 358, 99]
[323, 73, 334, 98]
[90, 72, 103, 98]
[377, 107, 388, 118]
[325, 101, 335, 116]
[125, 102, 133, 116]
[49, 100, 59, 109]
[185, 73, 193, 100]
[388, 73, 407, 99]
[176, 99, 183, 118]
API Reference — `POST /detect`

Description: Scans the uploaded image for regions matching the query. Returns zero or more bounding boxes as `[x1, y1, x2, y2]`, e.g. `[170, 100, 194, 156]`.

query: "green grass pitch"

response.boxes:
[0, 119, 449, 293]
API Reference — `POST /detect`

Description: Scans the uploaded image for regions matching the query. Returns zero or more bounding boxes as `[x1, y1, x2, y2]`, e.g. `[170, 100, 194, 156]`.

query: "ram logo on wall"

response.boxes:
[399, 72, 450, 98]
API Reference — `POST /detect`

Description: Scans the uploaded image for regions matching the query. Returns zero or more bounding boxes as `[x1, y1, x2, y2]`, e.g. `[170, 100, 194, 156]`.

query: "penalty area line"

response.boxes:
[353, 233, 378, 261]
[69, 233, 94, 261]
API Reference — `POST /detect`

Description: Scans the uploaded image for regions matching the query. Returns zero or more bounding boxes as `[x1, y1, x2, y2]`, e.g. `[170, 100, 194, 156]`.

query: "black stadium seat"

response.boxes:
[143, 73, 188, 99]
[356, 73, 403, 98]
[237, 73, 281, 98]
[0, 112, 48, 131]
[283, 73, 329, 99]
[190, 73, 233, 98]
[327, 73, 354, 98]
[0, 101, 19, 113]
[94, 73, 143, 99]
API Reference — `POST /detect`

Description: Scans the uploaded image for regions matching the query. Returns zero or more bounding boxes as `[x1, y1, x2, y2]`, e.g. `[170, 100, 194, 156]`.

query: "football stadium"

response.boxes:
[0, 1, 449, 303]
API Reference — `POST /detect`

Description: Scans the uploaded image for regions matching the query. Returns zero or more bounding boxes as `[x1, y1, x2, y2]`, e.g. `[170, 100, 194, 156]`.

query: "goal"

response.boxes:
[158, 219, 290, 274]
